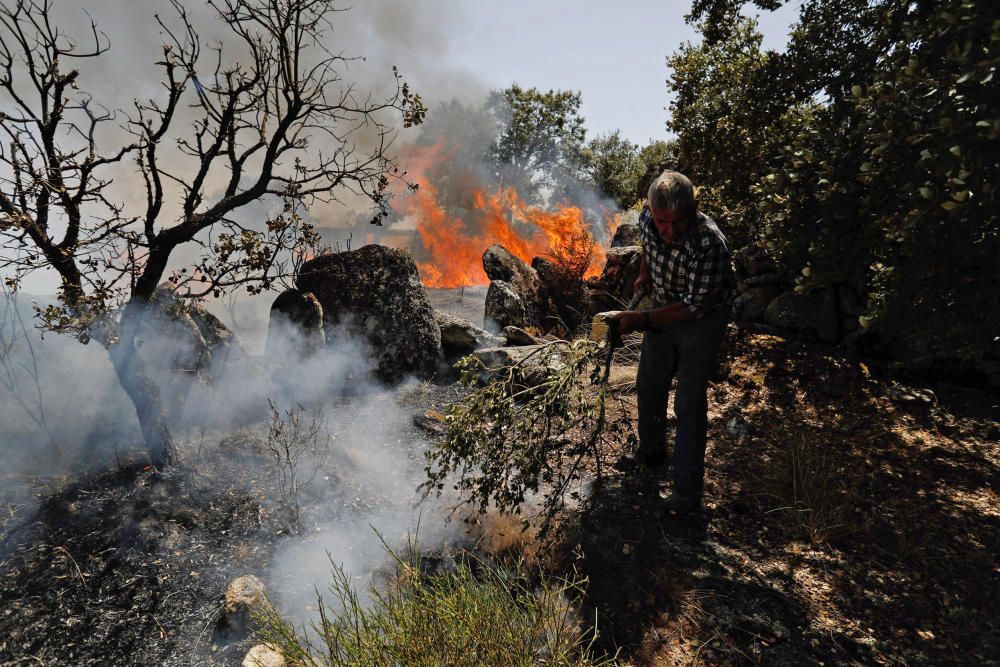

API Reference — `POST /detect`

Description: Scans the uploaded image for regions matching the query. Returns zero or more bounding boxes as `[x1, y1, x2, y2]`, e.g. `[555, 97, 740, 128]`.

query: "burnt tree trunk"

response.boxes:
[105, 303, 177, 468]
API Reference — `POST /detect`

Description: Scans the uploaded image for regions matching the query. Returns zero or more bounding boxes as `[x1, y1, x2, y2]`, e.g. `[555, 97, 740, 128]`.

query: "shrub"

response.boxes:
[254, 549, 611, 666]
[422, 339, 629, 534]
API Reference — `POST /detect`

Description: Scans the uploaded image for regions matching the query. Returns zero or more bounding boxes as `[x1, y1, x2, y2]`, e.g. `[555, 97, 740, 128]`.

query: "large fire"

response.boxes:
[395, 143, 613, 289]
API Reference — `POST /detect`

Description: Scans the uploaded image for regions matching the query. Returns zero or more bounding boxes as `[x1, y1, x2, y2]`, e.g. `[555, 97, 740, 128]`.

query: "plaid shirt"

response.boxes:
[638, 207, 735, 317]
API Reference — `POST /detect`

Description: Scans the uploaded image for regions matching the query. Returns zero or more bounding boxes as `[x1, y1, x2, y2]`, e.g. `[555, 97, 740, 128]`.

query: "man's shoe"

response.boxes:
[614, 452, 667, 472]
[662, 491, 701, 515]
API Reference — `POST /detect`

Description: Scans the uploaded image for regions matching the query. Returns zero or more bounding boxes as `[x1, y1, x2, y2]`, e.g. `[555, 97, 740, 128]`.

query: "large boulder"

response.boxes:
[136, 285, 265, 421]
[138, 286, 210, 373]
[764, 289, 840, 343]
[590, 246, 642, 311]
[482, 244, 546, 330]
[532, 257, 591, 335]
[502, 326, 540, 346]
[610, 221, 641, 248]
[484, 280, 527, 332]
[472, 343, 566, 387]
[297, 245, 442, 381]
[731, 285, 780, 322]
[266, 288, 325, 360]
[435, 311, 503, 357]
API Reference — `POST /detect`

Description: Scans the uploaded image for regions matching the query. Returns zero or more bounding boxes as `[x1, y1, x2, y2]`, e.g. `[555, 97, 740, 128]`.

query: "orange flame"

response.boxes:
[396, 142, 609, 288]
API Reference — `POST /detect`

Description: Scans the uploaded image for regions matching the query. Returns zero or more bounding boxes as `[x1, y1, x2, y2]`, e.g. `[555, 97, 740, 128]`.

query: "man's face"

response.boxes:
[650, 203, 695, 243]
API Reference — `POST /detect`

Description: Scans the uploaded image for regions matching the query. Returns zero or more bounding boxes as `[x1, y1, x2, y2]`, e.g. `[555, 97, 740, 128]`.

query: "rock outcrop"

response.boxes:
[589, 246, 642, 312]
[484, 280, 528, 333]
[265, 288, 325, 359]
[435, 311, 503, 357]
[730, 245, 783, 324]
[482, 244, 546, 332]
[610, 221, 641, 248]
[764, 289, 840, 343]
[136, 285, 264, 420]
[532, 257, 591, 335]
[297, 245, 442, 381]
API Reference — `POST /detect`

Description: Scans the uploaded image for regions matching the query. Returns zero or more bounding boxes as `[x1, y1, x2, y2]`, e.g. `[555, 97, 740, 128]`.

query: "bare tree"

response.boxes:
[0, 0, 424, 467]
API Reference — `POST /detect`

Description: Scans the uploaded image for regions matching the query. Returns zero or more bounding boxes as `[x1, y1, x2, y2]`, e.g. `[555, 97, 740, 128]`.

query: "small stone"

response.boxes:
[226, 574, 267, 615]
[218, 575, 267, 637]
[243, 644, 286, 667]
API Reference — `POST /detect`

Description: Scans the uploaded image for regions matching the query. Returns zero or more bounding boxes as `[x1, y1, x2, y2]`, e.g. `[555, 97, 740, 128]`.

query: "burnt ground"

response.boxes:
[1, 326, 997, 666]
[0, 392, 448, 667]
[0, 445, 283, 666]
[560, 327, 1000, 666]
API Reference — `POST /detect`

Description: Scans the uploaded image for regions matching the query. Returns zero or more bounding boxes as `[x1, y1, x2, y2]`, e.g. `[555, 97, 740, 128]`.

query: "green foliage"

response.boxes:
[584, 135, 678, 209]
[672, 0, 998, 371]
[423, 340, 628, 530]
[667, 18, 775, 244]
[486, 85, 589, 204]
[254, 550, 610, 666]
[583, 131, 643, 209]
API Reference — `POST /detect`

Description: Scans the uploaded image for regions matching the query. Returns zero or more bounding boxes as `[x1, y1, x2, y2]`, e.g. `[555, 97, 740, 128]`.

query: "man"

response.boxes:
[612, 171, 734, 514]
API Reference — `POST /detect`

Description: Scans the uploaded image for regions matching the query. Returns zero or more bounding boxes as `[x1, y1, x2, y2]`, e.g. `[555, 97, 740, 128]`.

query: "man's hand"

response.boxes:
[610, 310, 647, 336]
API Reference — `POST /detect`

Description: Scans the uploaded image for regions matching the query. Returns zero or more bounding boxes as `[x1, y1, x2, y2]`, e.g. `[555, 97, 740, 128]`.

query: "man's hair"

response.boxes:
[647, 171, 696, 211]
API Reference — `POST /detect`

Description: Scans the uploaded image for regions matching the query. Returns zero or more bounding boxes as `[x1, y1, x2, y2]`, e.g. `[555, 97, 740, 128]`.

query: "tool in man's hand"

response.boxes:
[589, 287, 650, 347]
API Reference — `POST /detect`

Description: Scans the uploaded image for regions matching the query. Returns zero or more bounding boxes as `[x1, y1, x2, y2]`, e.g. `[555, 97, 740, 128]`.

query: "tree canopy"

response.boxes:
[669, 0, 999, 375]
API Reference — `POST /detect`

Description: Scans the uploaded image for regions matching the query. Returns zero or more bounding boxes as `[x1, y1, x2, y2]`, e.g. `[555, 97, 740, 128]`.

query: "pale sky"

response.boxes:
[369, 0, 804, 146]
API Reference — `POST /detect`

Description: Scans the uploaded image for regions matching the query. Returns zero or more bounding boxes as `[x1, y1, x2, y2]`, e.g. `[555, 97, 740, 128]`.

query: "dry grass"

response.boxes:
[762, 434, 862, 546]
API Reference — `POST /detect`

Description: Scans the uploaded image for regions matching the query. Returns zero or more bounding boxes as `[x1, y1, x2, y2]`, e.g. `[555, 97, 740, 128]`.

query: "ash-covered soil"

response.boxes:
[0, 458, 274, 666]
[0, 386, 456, 666]
[426, 286, 489, 327]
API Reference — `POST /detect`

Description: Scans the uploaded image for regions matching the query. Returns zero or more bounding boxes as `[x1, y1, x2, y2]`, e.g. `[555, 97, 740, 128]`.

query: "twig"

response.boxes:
[54, 545, 87, 590]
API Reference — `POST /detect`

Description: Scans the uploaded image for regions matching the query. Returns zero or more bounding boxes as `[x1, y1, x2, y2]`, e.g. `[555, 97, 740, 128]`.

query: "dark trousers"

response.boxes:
[635, 310, 728, 498]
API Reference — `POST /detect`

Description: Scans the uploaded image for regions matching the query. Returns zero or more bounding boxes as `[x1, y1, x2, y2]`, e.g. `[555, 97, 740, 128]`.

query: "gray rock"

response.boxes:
[435, 311, 503, 356]
[502, 326, 540, 346]
[764, 289, 840, 343]
[220, 574, 267, 635]
[482, 244, 545, 327]
[737, 272, 782, 290]
[137, 285, 266, 422]
[484, 280, 527, 332]
[472, 343, 565, 386]
[243, 645, 286, 667]
[266, 289, 325, 359]
[731, 285, 780, 322]
[297, 245, 442, 382]
[483, 243, 534, 284]
[596, 246, 642, 309]
[611, 221, 641, 248]
[532, 256, 591, 334]
[733, 245, 778, 278]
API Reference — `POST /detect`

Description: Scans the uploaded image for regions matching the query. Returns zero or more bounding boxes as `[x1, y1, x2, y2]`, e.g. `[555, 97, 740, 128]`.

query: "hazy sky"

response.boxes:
[353, 0, 805, 146]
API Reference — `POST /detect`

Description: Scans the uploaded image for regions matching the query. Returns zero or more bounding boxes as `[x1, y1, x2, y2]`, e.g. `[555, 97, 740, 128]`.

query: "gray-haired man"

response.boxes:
[612, 171, 734, 514]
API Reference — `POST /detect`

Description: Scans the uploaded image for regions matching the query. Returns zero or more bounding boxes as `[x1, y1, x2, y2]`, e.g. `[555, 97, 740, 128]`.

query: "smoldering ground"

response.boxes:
[0, 289, 470, 665]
